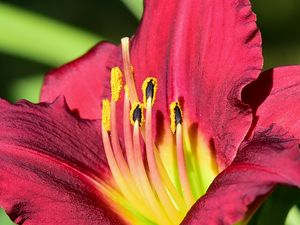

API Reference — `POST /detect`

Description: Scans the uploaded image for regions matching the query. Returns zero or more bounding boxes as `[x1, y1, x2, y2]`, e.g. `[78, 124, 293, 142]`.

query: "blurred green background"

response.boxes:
[0, 0, 299, 224]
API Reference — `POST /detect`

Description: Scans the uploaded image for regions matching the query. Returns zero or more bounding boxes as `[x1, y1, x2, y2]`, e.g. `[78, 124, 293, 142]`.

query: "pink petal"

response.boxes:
[0, 98, 124, 225]
[130, 0, 263, 168]
[243, 66, 300, 139]
[40, 42, 119, 119]
[181, 125, 300, 225]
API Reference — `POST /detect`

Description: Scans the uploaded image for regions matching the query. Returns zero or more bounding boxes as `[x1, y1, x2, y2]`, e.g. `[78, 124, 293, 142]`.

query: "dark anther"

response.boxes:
[146, 79, 155, 100]
[133, 105, 142, 125]
[174, 104, 182, 125]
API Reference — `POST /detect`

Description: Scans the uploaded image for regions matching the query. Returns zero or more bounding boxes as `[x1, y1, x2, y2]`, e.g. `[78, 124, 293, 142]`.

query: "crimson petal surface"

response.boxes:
[41, 42, 119, 120]
[0, 98, 124, 225]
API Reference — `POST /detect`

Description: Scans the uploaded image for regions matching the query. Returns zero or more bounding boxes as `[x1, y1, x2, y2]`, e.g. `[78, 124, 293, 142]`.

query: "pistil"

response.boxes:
[121, 37, 138, 103]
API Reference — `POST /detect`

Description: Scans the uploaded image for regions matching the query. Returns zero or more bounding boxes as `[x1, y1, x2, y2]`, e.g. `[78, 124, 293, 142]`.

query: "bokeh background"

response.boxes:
[0, 0, 299, 224]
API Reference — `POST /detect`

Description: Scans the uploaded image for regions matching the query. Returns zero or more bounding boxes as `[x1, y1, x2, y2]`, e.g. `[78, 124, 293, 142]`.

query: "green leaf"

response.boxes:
[248, 186, 300, 225]
[0, 208, 15, 225]
[0, 2, 101, 66]
[121, 0, 143, 19]
[285, 205, 300, 225]
[9, 74, 43, 103]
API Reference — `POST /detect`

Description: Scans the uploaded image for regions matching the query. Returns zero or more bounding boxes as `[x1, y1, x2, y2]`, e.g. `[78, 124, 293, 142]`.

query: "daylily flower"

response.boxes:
[1, 0, 300, 224]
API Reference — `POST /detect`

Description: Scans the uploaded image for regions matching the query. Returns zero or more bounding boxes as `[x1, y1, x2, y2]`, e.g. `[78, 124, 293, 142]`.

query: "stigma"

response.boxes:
[99, 37, 217, 225]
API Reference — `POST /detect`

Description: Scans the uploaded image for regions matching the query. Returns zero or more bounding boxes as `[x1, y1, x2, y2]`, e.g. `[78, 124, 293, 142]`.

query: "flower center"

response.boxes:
[99, 38, 218, 225]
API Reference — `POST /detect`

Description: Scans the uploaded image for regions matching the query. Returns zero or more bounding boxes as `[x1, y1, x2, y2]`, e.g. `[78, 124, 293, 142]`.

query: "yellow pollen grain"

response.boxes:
[170, 101, 182, 134]
[111, 67, 123, 102]
[130, 102, 144, 126]
[102, 99, 111, 131]
[142, 77, 158, 106]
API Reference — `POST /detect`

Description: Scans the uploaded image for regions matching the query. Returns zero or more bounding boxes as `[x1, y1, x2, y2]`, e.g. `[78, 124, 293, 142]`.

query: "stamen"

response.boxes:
[125, 97, 172, 224]
[145, 96, 182, 224]
[109, 69, 131, 181]
[102, 99, 111, 131]
[110, 100, 130, 171]
[142, 77, 158, 105]
[133, 119, 173, 225]
[121, 37, 139, 103]
[101, 105, 150, 219]
[123, 90, 148, 200]
[111, 67, 123, 102]
[176, 123, 195, 206]
[110, 73, 148, 209]
[141, 79, 187, 214]
[170, 102, 182, 134]
[170, 101, 195, 207]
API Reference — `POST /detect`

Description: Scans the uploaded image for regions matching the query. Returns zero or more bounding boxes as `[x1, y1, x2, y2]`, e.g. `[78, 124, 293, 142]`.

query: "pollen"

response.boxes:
[111, 67, 123, 102]
[142, 77, 158, 105]
[130, 102, 144, 126]
[170, 101, 183, 134]
[101, 99, 111, 131]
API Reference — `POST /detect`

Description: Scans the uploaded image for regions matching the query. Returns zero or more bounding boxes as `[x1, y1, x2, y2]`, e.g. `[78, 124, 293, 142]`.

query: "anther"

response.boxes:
[111, 67, 123, 102]
[130, 102, 144, 126]
[170, 101, 183, 133]
[102, 99, 111, 131]
[142, 77, 158, 105]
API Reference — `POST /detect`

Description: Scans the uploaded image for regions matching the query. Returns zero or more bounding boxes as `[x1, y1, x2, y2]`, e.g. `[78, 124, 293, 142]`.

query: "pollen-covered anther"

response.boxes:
[142, 77, 158, 105]
[170, 101, 183, 133]
[130, 102, 144, 126]
[101, 99, 111, 131]
[110, 67, 123, 102]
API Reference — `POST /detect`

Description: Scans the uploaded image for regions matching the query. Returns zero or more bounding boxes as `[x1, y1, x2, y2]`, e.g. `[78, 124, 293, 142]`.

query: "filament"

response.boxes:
[133, 120, 173, 225]
[145, 97, 183, 223]
[176, 123, 195, 207]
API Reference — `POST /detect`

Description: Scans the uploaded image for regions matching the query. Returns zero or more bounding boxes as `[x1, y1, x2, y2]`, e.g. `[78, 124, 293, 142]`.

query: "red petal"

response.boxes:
[181, 125, 300, 225]
[0, 98, 124, 225]
[244, 66, 300, 139]
[130, 0, 263, 168]
[40, 42, 119, 119]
